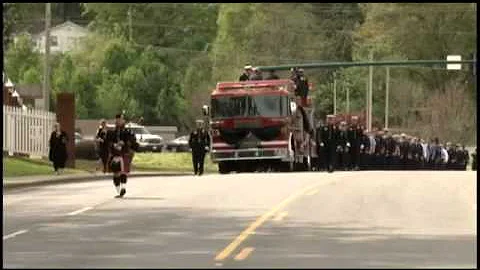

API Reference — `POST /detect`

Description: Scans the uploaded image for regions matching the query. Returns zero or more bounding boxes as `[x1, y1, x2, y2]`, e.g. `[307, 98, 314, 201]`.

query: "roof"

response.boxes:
[33, 20, 89, 38]
[15, 84, 43, 98]
[213, 79, 295, 96]
[216, 79, 293, 90]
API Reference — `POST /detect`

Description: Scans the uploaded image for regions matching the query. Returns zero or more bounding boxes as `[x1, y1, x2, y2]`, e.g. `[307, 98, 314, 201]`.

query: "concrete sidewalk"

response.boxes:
[3, 171, 193, 190]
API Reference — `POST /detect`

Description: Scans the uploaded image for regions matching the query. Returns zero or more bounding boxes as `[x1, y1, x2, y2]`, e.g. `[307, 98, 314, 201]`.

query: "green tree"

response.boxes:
[4, 33, 42, 83]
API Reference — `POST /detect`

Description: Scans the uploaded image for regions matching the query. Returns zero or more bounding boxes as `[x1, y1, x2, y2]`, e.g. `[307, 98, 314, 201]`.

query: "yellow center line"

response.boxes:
[234, 247, 255, 261]
[273, 211, 288, 221]
[214, 182, 321, 262]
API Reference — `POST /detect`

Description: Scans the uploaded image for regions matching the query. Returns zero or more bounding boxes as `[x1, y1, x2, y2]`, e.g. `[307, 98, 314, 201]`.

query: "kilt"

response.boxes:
[108, 152, 133, 174]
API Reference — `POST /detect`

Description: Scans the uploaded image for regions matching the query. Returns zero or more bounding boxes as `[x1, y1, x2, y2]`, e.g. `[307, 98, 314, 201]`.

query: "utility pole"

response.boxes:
[128, 5, 133, 42]
[43, 3, 51, 111]
[333, 74, 337, 115]
[368, 51, 374, 132]
[345, 82, 350, 114]
[365, 77, 369, 128]
[128, 6, 133, 42]
[385, 66, 390, 129]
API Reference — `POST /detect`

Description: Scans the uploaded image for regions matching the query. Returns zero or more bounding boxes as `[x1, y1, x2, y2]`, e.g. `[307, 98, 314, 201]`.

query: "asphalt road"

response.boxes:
[3, 171, 476, 268]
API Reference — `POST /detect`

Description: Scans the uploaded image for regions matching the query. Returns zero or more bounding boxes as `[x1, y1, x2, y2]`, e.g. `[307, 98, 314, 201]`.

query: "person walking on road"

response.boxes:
[49, 122, 68, 175]
[189, 120, 210, 176]
[105, 113, 138, 198]
[95, 119, 109, 173]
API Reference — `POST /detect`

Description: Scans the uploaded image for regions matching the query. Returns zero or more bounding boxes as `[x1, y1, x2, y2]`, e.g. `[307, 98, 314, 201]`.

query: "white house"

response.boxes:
[33, 20, 90, 54]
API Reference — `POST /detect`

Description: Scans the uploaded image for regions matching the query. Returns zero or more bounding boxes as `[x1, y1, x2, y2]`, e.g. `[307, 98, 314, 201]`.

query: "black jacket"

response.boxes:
[106, 127, 138, 155]
[239, 73, 249, 81]
[189, 129, 210, 153]
[95, 127, 109, 153]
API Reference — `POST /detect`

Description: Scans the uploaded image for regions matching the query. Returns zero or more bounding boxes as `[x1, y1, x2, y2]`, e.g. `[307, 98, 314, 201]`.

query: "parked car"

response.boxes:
[165, 135, 191, 152]
[74, 132, 98, 160]
[74, 132, 83, 145]
[109, 123, 164, 152]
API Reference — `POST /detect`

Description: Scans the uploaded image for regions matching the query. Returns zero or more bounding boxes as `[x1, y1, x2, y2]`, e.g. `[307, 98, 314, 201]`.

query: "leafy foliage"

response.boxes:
[3, 3, 476, 142]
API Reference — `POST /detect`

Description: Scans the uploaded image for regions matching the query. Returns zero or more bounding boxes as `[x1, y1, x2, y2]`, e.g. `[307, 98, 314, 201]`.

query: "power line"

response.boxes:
[13, 18, 477, 36]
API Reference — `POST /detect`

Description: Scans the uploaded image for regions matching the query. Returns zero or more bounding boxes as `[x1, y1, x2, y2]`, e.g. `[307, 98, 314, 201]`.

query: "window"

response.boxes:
[129, 127, 150, 135]
[50, 35, 58, 47]
[211, 95, 288, 119]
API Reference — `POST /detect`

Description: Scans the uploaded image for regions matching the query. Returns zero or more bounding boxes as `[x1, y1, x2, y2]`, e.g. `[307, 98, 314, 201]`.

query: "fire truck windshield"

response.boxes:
[211, 95, 289, 119]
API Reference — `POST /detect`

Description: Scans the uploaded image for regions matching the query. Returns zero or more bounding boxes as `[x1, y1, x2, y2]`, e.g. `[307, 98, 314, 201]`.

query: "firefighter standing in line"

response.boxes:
[315, 120, 326, 171]
[336, 121, 350, 170]
[472, 148, 477, 171]
[296, 69, 309, 106]
[239, 65, 253, 81]
[321, 115, 338, 173]
[189, 120, 211, 176]
[249, 67, 263, 80]
[348, 116, 362, 171]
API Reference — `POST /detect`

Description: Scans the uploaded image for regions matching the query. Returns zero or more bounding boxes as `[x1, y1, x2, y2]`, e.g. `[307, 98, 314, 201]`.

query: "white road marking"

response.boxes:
[3, 229, 29, 240]
[66, 207, 93, 216]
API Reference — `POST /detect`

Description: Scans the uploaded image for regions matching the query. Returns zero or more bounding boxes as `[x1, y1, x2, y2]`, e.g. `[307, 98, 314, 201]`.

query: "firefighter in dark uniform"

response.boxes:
[239, 65, 252, 81]
[390, 135, 400, 170]
[359, 128, 371, 170]
[461, 145, 469, 171]
[413, 138, 423, 170]
[249, 67, 263, 80]
[383, 129, 396, 170]
[336, 121, 350, 170]
[105, 113, 139, 198]
[296, 69, 309, 107]
[189, 120, 210, 176]
[399, 133, 410, 170]
[321, 115, 338, 173]
[315, 120, 326, 171]
[472, 148, 477, 171]
[373, 130, 385, 170]
[446, 142, 456, 170]
[348, 116, 362, 171]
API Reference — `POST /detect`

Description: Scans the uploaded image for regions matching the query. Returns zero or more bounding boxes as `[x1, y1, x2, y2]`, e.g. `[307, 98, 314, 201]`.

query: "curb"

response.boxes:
[3, 172, 192, 191]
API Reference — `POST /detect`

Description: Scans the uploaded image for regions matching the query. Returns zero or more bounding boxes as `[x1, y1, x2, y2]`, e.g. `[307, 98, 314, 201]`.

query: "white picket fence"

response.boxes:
[3, 105, 56, 157]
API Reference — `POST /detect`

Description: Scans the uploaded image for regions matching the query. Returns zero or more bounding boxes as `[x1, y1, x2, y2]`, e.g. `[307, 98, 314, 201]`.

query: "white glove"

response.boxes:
[346, 142, 351, 147]
[320, 143, 324, 147]
[204, 146, 210, 151]
[360, 144, 365, 150]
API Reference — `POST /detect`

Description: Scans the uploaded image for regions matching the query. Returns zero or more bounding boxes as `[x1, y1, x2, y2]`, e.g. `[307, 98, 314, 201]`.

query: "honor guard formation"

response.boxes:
[314, 115, 473, 172]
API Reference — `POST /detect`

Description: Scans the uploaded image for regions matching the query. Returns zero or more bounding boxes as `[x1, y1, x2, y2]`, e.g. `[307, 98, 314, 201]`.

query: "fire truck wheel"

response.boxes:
[218, 161, 230, 174]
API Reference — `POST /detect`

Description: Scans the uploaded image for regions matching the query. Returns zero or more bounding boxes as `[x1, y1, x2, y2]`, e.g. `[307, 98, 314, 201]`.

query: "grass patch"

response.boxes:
[3, 157, 83, 178]
[133, 152, 217, 173]
[4, 152, 218, 177]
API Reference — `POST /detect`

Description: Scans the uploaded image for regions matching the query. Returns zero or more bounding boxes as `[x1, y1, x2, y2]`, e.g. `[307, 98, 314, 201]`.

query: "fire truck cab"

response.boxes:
[202, 79, 316, 173]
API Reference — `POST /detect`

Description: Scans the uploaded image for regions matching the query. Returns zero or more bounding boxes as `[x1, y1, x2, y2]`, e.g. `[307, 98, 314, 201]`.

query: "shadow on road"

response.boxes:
[233, 221, 477, 268]
[121, 197, 165, 201]
[4, 203, 476, 268]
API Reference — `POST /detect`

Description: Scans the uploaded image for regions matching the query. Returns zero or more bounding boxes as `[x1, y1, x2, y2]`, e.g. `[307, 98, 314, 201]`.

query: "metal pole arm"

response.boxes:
[257, 60, 476, 71]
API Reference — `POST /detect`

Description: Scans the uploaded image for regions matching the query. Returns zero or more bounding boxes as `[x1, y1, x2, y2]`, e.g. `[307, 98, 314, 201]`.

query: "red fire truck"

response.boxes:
[202, 79, 317, 174]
